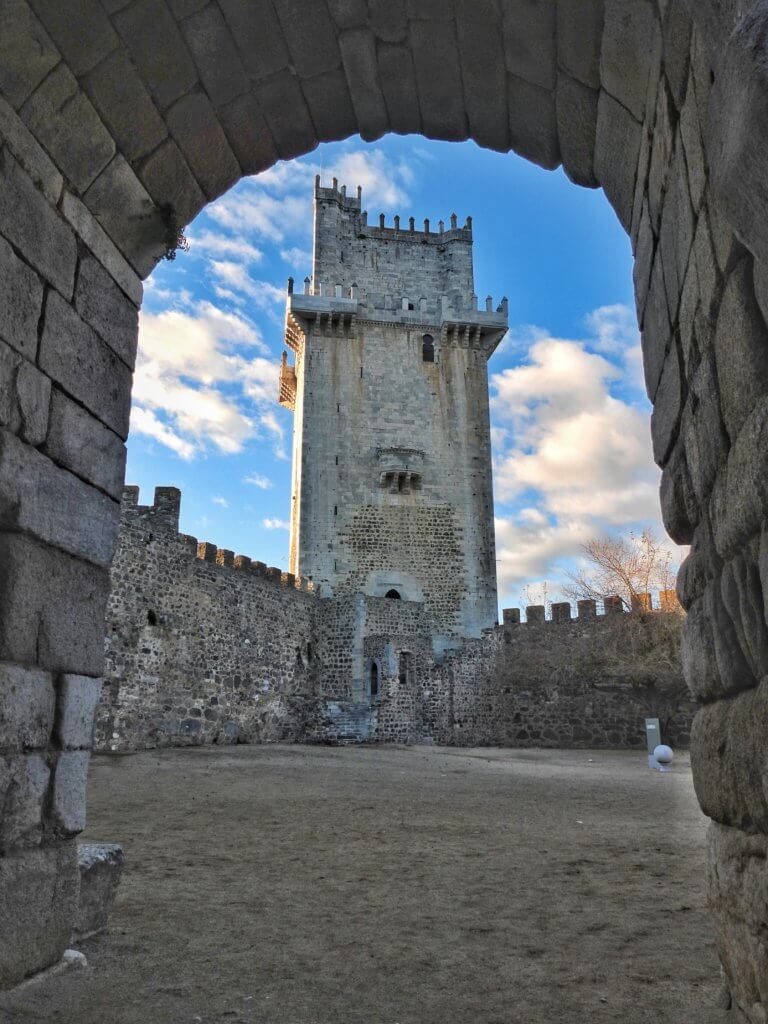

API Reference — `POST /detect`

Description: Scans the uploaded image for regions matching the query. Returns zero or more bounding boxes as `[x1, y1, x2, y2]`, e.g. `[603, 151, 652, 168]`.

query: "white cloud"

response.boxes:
[188, 231, 263, 263]
[280, 246, 313, 268]
[132, 302, 280, 459]
[263, 517, 290, 530]
[212, 496, 229, 507]
[129, 406, 196, 461]
[490, 306, 675, 591]
[209, 261, 284, 309]
[244, 474, 273, 489]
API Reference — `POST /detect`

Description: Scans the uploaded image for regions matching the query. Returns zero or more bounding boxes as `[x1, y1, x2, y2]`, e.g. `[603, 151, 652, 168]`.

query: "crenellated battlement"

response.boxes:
[120, 486, 318, 595]
[501, 592, 681, 627]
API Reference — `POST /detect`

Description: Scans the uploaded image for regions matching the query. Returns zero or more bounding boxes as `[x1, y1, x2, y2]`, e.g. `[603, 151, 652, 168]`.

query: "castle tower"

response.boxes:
[279, 177, 507, 640]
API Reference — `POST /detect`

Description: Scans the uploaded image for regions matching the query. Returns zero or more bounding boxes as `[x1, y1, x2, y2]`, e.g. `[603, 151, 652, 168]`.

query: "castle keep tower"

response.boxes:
[279, 177, 507, 641]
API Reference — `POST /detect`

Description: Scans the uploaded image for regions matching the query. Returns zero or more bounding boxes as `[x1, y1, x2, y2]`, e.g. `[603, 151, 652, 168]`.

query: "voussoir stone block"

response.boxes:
[721, 550, 768, 682]
[0, 337, 51, 446]
[708, 821, 768, 1020]
[39, 290, 132, 439]
[368, 0, 407, 43]
[0, 148, 76, 299]
[113, 0, 198, 110]
[217, 91, 278, 176]
[659, 441, 698, 544]
[52, 751, 90, 835]
[0, 0, 59, 109]
[180, 3, 249, 107]
[44, 388, 127, 501]
[556, 72, 598, 188]
[74, 843, 125, 941]
[0, 663, 55, 754]
[0, 840, 78, 988]
[600, 0, 658, 123]
[338, 28, 389, 142]
[74, 252, 139, 370]
[710, 396, 768, 562]
[164, 89, 241, 202]
[0, 754, 49, 851]
[377, 43, 421, 136]
[81, 48, 168, 164]
[138, 138, 206, 231]
[556, 0, 603, 90]
[594, 89, 642, 233]
[255, 71, 317, 161]
[714, 257, 768, 445]
[26, 0, 118, 77]
[303, 69, 357, 145]
[57, 676, 102, 751]
[0, 533, 110, 677]
[683, 579, 756, 703]
[218, 0, 290, 82]
[508, 76, 559, 170]
[658, 137, 696, 325]
[0, 233, 44, 361]
[456, 0, 509, 152]
[692, 679, 768, 832]
[641, 254, 671, 399]
[650, 340, 683, 467]
[20, 63, 115, 195]
[680, 352, 728, 504]
[501, 0, 555, 91]
[0, 427, 120, 568]
[410, 19, 468, 142]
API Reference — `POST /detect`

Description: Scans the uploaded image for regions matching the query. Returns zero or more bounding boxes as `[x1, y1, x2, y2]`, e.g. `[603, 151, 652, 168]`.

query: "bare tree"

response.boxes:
[562, 530, 678, 612]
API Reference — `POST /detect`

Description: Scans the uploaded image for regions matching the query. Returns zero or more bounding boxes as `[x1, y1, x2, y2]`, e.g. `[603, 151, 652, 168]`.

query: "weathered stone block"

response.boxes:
[410, 19, 468, 141]
[710, 397, 768, 561]
[113, 0, 198, 110]
[81, 48, 168, 163]
[0, 841, 78, 988]
[0, 92, 62, 207]
[39, 290, 132, 439]
[74, 843, 125, 941]
[275, 0, 341, 79]
[500, 0, 555, 90]
[254, 70, 317, 161]
[658, 138, 696, 325]
[556, 0, 603, 89]
[0, 427, 120, 568]
[377, 43, 421, 136]
[680, 77, 707, 213]
[60, 191, 143, 309]
[303, 69, 357, 144]
[646, 80, 675, 233]
[26, 0, 118, 76]
[218, 0, 290, 82]
[338, 28, 389, 141]
[507, 76, 559, 170]
[57, 676, 102, 751]
[601, 0, 658, 122]
[456, 0, 508, 152]
[326, 0, 366, 30]
[641, 254, 671, 399]
[714, 257, 768, 444]
[0, 0, 59, 109]
[594, 89, 642, 232]
[708, 822, 768, 1020]
[651, 342, 683, 467]
[180, 3, 249, 106]
[83, 155, 167, 279]
[52, 751, 90, 835]
[20, 63, 115, 194]
[368, 0, 407, 43]
[659, 441, 697, 544]
[138, 137, 206, 230]
[0, 754, 49, 851]
[74, 252, 139, 370]
[0, 234, 43, 360]
[556, 73, 598, 188]
[0, 148, 76, 299]
[721, 551, 768, 682]
[0, 533, 109, 676]
[684, 579, 756, 703]
[680, 353, 728, 503]
[0, 663, 54, 754]
[0, 338, 51, 446]
[633, 199, 654, 323]
[165, 89, 241, 202]
[44, 389, 127, 501]
[218, 91, 279, 176]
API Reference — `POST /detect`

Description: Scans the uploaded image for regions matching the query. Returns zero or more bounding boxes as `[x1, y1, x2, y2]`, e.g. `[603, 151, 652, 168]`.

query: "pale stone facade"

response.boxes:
[282, 178, 506, 643]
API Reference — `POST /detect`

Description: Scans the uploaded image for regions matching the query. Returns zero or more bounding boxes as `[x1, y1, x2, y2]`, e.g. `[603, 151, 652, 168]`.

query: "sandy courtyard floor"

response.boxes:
[0, 744, 730, 1024]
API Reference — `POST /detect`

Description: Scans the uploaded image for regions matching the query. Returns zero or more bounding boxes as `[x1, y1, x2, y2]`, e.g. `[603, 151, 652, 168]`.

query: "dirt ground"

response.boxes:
[0, 744, 730, 1024]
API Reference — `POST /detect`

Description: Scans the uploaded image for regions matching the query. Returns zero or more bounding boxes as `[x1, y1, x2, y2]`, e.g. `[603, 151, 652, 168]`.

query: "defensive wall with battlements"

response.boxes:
[98, 486, 694, 754]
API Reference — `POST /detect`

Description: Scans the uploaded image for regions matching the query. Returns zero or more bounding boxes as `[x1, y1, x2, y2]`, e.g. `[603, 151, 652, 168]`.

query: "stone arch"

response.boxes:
[2, 0, 768, 1014]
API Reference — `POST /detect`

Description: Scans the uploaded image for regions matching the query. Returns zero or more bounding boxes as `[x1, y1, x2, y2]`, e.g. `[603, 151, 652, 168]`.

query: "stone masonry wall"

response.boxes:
[96, 486, 319, 752]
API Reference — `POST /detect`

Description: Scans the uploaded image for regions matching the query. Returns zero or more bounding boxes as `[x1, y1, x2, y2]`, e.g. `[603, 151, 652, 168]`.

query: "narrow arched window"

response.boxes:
[385, 589, 401, 600]
[398, 651, 413, 686]
[370, 661, 379, 698]
[422, 334, 434, 362]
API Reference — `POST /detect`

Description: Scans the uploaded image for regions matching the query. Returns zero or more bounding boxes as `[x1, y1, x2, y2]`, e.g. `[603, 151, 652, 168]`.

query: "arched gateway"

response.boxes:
[1, 0, 767, 1014]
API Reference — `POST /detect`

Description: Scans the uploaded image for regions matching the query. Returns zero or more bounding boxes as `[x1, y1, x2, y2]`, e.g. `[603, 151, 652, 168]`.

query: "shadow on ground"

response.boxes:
[0, 745, 729, 1024]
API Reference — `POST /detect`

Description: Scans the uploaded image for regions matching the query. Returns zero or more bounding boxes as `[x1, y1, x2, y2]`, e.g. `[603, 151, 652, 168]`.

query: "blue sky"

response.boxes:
[130, 134, 673, 610]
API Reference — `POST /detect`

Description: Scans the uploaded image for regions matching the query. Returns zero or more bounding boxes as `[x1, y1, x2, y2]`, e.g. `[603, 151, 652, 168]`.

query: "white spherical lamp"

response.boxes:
[654, 743, 674, 765]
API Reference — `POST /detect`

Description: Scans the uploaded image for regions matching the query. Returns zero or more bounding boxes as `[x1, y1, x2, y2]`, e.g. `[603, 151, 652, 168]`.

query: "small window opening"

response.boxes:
[422, 334, 435, 362]
[147, 609, 157, 626]
[385, 589, 402, 600]
[408, 302, 414, 310]
[370, 661, 379, 698]
[334, 505, 338, 516]
[335, 455, 339, 465]
[397, 473, 406, 492]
